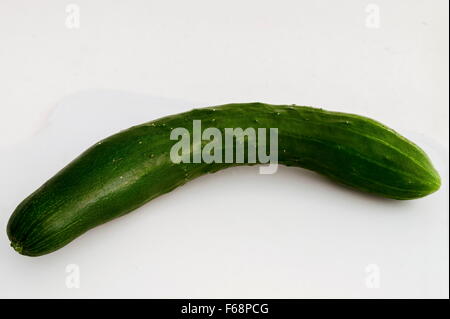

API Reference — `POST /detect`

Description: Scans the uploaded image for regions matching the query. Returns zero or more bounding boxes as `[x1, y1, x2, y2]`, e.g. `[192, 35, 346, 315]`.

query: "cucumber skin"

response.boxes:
[7, 103, 441, 256]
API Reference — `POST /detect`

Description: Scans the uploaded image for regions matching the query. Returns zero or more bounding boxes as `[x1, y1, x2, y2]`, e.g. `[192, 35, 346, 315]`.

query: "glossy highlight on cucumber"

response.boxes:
[7, 103, 441, 256]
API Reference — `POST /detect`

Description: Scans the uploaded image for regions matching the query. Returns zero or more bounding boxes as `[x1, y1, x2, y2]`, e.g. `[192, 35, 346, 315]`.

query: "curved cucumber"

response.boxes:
[7, 103, 441, 256]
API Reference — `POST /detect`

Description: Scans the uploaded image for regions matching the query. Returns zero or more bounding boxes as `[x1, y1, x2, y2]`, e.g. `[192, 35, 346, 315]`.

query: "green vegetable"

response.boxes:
[7, 103, 441, 256]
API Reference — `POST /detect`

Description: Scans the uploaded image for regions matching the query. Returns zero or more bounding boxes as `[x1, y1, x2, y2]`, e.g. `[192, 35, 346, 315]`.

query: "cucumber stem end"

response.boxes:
[11, 242, 23, 254]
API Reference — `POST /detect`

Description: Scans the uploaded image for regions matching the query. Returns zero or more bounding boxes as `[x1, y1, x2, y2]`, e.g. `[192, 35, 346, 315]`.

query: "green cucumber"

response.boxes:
[7, 103, 441, 256]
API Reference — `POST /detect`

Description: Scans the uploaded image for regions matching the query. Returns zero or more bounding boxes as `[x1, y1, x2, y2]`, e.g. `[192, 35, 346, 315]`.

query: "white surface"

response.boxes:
[0, 90, 448, 299]
[0, 1, 448, 298]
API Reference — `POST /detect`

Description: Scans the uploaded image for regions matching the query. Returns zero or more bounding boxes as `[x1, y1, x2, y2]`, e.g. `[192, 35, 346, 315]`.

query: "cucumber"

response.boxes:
[7, 103, 441, 256]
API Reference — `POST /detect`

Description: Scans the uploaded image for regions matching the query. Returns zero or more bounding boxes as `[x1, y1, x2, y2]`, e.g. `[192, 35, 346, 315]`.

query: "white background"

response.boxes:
[0, 0, 448, 298]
